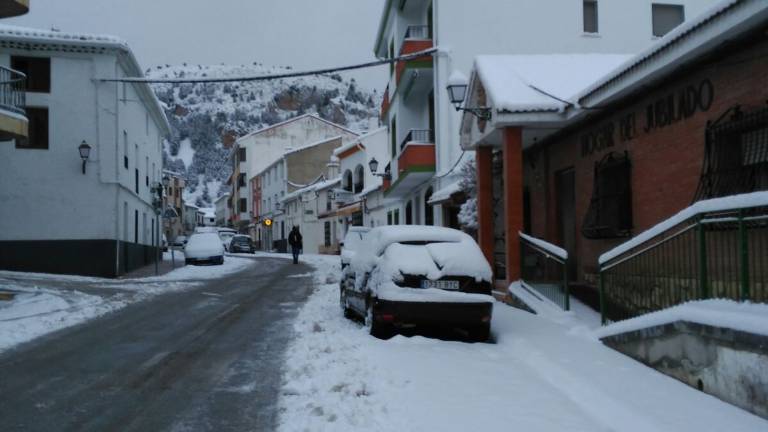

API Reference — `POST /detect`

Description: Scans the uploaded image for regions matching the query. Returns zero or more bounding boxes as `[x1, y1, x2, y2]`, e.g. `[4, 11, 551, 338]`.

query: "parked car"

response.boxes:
[184, 232, 225, 265]
[219, 231, 236, 251]
[172, 235, 187, 247]
[341, 226, 494, 341]
[340, 226, 370, 270]
[229, 235, 255, 254]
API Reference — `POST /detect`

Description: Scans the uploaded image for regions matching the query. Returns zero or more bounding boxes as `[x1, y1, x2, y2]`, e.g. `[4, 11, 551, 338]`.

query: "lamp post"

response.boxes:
[161, 175, 171, 270]
[78, 140, 91, 174]
[446, 70, 491, 121]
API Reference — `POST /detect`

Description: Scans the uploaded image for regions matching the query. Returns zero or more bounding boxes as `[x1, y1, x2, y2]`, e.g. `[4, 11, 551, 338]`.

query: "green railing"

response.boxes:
[520, 233, 570, 311]
[599, 201, 768, 324]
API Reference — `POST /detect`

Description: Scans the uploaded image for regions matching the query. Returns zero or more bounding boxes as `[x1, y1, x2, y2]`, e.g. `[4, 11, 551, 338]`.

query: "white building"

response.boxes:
[374, 0, 718, 228]
[0, 24, 171, 277]
[183, 202, 199, 234]
[200, 207, 216, 227]
[332, 127, 390, 231]
[214, 193, 231, 227]
[229, 113, 359, 229]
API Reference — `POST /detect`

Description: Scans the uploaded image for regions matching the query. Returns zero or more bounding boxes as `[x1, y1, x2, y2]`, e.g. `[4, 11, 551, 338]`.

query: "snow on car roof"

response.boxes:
[367, 225, 466, 255]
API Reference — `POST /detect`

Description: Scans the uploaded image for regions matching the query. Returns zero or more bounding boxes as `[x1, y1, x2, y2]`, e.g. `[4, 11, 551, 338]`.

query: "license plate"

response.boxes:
[421, 280, 460, 290]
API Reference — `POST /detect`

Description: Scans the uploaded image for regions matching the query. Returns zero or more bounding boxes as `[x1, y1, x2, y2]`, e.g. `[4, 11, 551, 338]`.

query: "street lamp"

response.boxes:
[369, 157, 390, 179]
[446, 70, 491, 121]
[78, 140, 91, 174]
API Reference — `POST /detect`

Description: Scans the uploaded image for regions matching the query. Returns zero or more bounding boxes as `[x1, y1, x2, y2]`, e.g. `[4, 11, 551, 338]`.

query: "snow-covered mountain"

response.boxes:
[148, 64, 381, 207]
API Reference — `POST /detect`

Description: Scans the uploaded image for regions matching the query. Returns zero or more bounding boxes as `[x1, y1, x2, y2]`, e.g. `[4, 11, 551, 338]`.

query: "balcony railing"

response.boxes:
[0, 65, 26, 116]
[404, 25, 430, 40]
[599, 196, 768, 324]
[400, 129, 434, 150]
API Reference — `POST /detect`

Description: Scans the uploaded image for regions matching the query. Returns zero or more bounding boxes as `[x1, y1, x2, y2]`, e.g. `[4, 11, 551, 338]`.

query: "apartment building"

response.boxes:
[374, 0, 718, 231]
[162, 169, 185, 239]
[0, 24, 170, 277]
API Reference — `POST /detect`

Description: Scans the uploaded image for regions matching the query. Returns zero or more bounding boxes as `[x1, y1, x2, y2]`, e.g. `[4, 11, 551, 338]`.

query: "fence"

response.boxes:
[599, 203, 768, 323]
[400, 129, 434, 150]
[520, 233, 570, 311]
[0, 65, 26, 116]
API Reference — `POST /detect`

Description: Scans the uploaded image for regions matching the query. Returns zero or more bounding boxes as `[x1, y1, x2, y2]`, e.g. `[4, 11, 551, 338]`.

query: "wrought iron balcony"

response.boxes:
[400, 129, 434, 150]
[0, 65, 26, 117]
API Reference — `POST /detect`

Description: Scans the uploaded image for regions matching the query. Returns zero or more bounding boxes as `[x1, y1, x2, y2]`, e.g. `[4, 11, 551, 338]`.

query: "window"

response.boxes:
[134, 210, 139, 243]
[238, 147, 246, 162]
[583, 0, 598, 33]
[343, 170, 353, 192]
[239, 198, 247, 213]
[135, 168, 139, 193]
[326, 192, 332, 211]
[393, 209, 400, 225]
[405, 201, 413, 225]
[123, 131, 128, 169]
[582, 152, 633, 238]
[354, 165, 364, 194]
[324, 222, 331, 247]
[16, 107, 48, 149]
[11, 56, 50, 93]
[387, 211, 393, 225]
[390, 116, 397, 158]
[652, 4, 684, 37]
[238, 173, 246, 187]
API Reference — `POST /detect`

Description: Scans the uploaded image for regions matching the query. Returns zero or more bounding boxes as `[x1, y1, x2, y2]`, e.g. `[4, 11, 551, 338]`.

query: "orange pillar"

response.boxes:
[476, 146, 494, 268]
[503, 127, 524, 283]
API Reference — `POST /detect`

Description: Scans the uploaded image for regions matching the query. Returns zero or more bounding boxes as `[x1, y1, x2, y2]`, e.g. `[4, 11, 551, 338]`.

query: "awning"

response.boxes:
[336, 202, 362, 217]
[428, 180, 463, 205]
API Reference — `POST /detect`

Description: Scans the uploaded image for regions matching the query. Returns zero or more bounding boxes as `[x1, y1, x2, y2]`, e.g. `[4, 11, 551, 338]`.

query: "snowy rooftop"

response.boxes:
[332, 127, 387, 158]
[0, 24, 128, 48]
[427, 180, 461, 204]
[282, 177, 340, 203]
[475, 54, 631, 113]
[236, 113, 358, 144]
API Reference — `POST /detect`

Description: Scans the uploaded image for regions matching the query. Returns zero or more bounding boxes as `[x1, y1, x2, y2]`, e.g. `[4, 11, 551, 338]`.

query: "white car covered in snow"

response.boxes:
[341, 225, 494, 341]
[340, 226, 370, 270]
[184, 232, 225, 265]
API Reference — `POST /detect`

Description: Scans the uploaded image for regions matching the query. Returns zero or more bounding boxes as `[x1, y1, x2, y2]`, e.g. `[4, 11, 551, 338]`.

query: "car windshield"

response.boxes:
[232, 236, 250, 244]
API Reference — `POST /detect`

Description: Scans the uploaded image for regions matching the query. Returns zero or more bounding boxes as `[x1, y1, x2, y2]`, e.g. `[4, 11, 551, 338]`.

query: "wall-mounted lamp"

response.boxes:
[446, 70, 491, 121]
[78, 140, 91, 174]
[368, 157, 391, 180]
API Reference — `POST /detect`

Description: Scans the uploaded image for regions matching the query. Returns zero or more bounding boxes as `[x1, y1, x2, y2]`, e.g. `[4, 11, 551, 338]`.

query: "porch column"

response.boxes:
[503, 127, 524, 283]
[476, 146, 494, 267]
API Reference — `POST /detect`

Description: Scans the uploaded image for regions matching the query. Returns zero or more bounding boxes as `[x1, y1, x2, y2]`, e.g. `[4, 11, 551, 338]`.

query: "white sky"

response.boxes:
[5, 0, 387, 91]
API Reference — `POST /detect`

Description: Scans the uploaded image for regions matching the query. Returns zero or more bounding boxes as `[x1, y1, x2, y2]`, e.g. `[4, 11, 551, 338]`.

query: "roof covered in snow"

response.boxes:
[235, 113, 358, 144]
[333, 127, 387, 158]
[475, 54, 631, 113]
[282, 177, 340, 203]
[0, 24, 128, 49]
[427, 180, 462, 205]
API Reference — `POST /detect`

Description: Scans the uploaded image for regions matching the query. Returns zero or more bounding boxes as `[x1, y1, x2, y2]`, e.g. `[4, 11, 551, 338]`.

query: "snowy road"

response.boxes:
[0, 257, 313, 431]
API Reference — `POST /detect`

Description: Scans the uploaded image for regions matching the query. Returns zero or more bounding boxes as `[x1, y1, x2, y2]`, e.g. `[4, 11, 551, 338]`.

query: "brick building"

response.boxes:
[460, 0, 768, 292]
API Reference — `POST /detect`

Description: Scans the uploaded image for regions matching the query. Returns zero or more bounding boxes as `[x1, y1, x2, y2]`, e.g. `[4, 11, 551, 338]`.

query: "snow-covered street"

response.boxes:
[278, 254, 768, 432]
[0, 253, 256, 353]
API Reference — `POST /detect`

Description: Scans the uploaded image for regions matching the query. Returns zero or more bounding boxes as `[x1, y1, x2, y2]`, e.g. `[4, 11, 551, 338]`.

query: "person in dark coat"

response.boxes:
[288, 226, 303, 264]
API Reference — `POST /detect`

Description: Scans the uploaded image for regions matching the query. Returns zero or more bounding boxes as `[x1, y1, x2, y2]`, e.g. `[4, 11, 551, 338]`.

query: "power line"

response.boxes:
[99, 47, 440, 84]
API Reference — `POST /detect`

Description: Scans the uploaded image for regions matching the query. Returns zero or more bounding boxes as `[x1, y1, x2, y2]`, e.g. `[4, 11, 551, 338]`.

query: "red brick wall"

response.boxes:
[526, 37, 768, 284]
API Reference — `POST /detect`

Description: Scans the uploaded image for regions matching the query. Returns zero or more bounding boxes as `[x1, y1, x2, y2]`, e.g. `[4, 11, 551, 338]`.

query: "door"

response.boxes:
[556, 169, 577, 280]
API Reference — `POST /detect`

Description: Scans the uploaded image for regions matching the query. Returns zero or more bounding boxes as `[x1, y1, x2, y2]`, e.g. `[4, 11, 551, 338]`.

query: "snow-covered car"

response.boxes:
[341, 226, 494, 341]
[184, 232, 225, 265]
[229, 235, 255, 254]
[172, 235, 187, 247]
[218, 230, 236, 251]
[340, 226, 370, 269]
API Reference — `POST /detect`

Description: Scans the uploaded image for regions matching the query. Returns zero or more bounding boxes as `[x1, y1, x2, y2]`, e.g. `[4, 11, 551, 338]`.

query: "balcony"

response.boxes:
[395, 25, 433, 88]
[0, 65, 28, 141]
[384, 129, 435, 198]
[380, 84, 390, 120]
[0, 0, 29, 18]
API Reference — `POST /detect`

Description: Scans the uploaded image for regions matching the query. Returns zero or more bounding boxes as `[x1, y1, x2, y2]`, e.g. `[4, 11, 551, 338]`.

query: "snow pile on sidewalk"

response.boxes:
[278, 257, 768, 431]
[0, 284, 127, 352]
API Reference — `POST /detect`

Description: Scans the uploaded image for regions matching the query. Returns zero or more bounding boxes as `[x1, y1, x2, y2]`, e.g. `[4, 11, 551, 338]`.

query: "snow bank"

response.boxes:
[519, 232, 567, 260]
[0, 285, 126, 352]
[595, 299, 768, 339]
[599, 191, 768, 265]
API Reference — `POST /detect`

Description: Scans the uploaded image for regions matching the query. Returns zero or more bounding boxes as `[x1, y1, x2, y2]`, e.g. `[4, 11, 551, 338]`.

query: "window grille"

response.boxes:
[582, 152, 633, 239]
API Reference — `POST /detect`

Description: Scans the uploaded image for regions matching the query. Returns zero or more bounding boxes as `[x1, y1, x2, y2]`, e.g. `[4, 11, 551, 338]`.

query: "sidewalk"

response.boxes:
[119, 251, 186, 279]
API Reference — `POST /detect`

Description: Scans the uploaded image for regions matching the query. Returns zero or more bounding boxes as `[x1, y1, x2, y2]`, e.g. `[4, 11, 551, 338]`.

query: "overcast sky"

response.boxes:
[5, 0, 387, 91]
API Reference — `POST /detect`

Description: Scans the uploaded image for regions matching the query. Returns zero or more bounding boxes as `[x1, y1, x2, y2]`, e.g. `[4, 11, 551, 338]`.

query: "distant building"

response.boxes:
[163, 170, 185, 239]
[214, 193, 231, 227]
[183, 202, 199, 234]
[0, 24, 171, 277]
[228, 113, 359, 231]
[200, 207, 216, 226]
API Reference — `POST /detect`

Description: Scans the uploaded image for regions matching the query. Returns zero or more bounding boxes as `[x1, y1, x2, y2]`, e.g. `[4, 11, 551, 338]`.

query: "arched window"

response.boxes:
[354, 165, 364, 194]
[424, 187, 434, 226]
[343, 170, 353, 192]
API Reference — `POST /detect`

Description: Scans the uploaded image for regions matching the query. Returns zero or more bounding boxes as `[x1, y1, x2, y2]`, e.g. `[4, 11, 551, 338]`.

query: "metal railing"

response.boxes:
[404, 25, 430, 40]
[400, 129, 434, 150]
[520, 234, 570, 311]
[0, 65, 26, 116]
[599, 204, 768, 324]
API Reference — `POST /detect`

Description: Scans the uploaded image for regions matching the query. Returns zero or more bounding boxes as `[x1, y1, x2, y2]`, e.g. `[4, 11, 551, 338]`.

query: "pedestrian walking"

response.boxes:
[288, 226, 303, 264]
